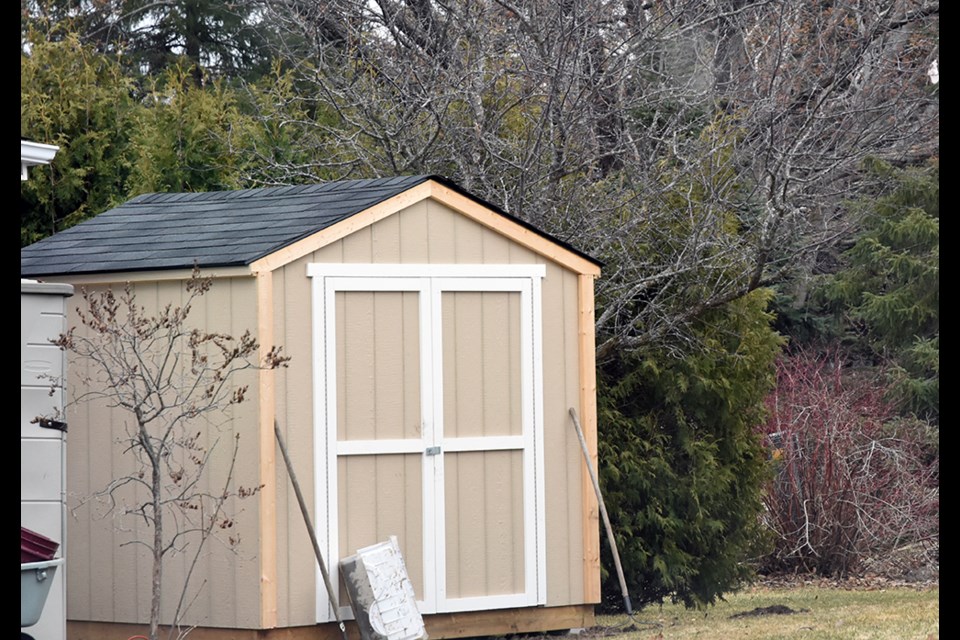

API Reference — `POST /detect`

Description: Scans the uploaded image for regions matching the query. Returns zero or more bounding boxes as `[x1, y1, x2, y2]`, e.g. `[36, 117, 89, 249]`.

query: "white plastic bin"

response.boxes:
[21, 558, 64, 627]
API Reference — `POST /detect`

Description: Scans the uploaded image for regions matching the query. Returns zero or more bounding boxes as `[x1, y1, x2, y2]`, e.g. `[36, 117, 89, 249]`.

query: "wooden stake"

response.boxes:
[274, 420, 349, 640]
[569, 408, 633, 615]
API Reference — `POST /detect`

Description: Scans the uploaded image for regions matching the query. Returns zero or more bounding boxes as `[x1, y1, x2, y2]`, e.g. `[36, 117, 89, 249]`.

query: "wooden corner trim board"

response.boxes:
[248, 180, 601, 276]
[578, 274, 601, 604]
[256, 270, 279, 628]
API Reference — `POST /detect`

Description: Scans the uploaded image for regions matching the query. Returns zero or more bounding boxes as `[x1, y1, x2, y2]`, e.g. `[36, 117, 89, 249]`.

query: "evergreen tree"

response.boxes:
[20, 32, 136, 245]
[21, 31, 274, 245]
[23, 0, 273, 83]
[822, 160, 939, 422]
[598, 290, 782, 608]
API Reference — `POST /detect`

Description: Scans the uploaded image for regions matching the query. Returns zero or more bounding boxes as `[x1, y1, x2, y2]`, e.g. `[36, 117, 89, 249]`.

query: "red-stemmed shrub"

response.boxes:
[758, 349, 938, 576]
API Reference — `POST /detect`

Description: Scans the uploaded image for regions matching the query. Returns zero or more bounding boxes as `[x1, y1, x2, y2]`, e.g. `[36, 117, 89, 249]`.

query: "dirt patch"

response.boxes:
[758, 542, 939, 590]
[730, 604, 809, 619]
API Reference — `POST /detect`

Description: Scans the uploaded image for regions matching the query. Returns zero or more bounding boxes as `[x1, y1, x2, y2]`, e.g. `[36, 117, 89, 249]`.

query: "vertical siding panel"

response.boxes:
[340, 292, 376, 440]
[375, 455, 420, 593]
[443, 453, 462, 598]
[565, 269, 587, 602]
[338, 455, 424, 595]
[426, 199, 456, 262]
[403, 293, 422, 440]
[342, 226, 373, 263]
[443, 290, 523, 439]
[133, 282, 170, 621]
[510, 450, 525, 595]
[451, 212, 485, 263]
[398, 201, 429, 262]
[312, 238, 344, 263]
[485, 450, 519, 595]
[65, 277, 264, 628]
[508, 449, 526, 594]
[482, 294, 505, 438]
[446, 451, 524, 598]
[481, 223, 512, 262]
[539, 266, 568, 605]
[373, 293, 410, 439]
[276, 258, 318, 627]
[338, 457, 372, 586]
[372, 208, 402, 262]
[443, 294, 482, 439]
[65, 338, 91, 618]
[191, 278, 219, 623]
[230, 276, 263, 627]
[401, 453, 424, 595]
[541, 264, 585, 605]
[72, 294, 118, 616]
[441, 295, 458, 438]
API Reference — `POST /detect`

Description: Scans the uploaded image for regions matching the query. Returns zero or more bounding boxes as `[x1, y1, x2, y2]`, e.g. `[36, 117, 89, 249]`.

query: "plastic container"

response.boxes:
[21, 558, 64, 627]
[21, 527, 59, 563]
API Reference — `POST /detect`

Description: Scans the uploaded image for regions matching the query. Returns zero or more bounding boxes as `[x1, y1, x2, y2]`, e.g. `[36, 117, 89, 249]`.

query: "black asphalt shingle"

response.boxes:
[21, 175, 600, 277]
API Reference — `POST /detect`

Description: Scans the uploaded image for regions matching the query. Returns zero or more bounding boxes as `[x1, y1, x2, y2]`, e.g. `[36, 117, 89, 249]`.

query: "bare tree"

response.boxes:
[247, 0, 937, 357]
[47, 270, 288, 640]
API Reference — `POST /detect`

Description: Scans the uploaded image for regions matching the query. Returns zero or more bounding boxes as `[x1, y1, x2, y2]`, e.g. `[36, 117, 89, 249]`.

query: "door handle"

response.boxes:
[425, 446, 441, 456]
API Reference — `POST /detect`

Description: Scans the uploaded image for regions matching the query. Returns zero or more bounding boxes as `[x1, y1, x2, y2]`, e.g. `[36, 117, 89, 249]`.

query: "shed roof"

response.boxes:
[21, 176, 600, 277]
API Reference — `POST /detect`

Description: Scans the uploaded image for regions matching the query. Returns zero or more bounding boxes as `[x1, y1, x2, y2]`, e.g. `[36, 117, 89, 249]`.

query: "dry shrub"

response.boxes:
[759, 349, 938, 576]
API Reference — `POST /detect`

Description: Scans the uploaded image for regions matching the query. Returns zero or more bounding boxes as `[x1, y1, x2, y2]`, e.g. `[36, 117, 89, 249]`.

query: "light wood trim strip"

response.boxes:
[248, 183, 435, 273]
[425, 604, 594, 638]
[68, 605, 594, 640]
[427, 182, 601, 276]
[578, 274, 601, 604]
[256, 270, 279, 628]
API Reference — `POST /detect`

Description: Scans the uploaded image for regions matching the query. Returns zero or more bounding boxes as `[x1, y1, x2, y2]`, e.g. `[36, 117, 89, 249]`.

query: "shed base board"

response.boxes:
[68, 605, 594, 639]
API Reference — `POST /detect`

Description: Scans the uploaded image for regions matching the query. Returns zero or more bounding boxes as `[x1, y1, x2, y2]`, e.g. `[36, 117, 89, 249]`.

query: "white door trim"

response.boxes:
[309, 264, 547, 621]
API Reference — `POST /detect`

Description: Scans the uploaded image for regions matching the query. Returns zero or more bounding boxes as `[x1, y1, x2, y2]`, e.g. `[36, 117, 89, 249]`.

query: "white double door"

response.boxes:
[309, 265, 546, 621]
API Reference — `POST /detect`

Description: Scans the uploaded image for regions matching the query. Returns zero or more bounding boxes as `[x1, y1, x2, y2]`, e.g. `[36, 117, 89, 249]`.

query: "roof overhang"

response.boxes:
[21, 140, 60, 181]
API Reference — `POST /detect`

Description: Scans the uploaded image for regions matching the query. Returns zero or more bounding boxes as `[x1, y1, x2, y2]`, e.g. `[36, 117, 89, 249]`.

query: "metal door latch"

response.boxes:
[425, 446, 441, 456]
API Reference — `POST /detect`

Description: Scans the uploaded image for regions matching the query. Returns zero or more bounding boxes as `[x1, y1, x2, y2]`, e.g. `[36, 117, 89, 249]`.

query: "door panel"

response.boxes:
[444, 450, 525, 599]
[338, 454, 424, 596]
[441, 292, 522, 439]
[336, 291, 422, 441]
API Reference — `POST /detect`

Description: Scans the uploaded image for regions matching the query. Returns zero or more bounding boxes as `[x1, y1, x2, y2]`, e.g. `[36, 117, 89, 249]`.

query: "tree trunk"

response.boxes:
[151, 460, 163, 640]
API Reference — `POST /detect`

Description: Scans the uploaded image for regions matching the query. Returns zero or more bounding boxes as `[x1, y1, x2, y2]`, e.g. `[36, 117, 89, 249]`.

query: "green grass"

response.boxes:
[596, 586, 939, 640]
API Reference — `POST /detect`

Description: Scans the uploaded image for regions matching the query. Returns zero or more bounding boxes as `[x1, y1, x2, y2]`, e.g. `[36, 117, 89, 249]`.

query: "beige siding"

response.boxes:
[445, 450, 525, 598]
[337, 454, 424, 594]
[272, 261, 317, 627]
[273, 198, 587, 626]
[336, 291, 421, 441]
[333, 290, 425, 593]
[442, 292, 522, 438]
[65, 277, 262, 629]
[541, 266, 585, 604]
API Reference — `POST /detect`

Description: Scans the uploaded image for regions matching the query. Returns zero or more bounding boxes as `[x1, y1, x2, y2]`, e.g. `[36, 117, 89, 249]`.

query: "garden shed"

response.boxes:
[20, 175, 602, 639]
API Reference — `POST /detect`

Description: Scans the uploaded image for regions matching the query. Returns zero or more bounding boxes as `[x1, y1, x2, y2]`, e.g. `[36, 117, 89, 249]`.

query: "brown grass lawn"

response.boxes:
[595, 585, 939, 640]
